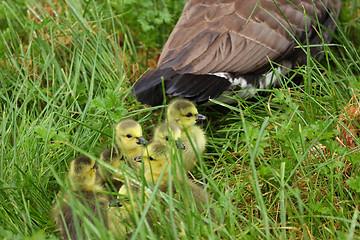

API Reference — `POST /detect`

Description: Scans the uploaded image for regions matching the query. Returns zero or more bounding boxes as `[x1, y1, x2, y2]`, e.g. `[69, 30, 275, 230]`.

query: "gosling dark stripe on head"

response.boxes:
[133, 0, 341, 106]
[73, 156, 93, 174]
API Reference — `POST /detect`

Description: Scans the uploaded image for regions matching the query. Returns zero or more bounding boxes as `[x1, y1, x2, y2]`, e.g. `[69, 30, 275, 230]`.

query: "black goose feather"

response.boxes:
[133, 0, 341, 106]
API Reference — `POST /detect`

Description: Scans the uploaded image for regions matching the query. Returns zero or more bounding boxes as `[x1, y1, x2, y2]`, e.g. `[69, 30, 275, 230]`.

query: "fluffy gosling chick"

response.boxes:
[152, 122, 185, 150]
[96, 147, 124, 193]
[114, 119, 147, 165]
[167, 98, 206, 171]
[138, 143, 172, 192]
[176, 178, 211, 214]
[139, 143, 211, 212]
[108, 201, 133, 239]
[52, 156, 109, 240]
[108, 184, 157, 239]
[96, 119, 146, 191]
[108, 184, 137, 239]
[114, 122, 182, 197]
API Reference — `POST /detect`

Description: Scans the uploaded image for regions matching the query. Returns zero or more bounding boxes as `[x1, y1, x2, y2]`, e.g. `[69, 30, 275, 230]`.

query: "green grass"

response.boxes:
[1, 0, 360, 239]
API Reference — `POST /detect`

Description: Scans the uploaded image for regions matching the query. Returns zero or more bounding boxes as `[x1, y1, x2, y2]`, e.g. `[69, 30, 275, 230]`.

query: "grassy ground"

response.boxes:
[1, 0, 360, 239]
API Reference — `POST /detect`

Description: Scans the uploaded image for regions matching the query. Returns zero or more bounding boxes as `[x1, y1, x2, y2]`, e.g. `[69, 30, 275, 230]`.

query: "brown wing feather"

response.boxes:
[158, 0, 339, 74]
[133, 0, 340, 106]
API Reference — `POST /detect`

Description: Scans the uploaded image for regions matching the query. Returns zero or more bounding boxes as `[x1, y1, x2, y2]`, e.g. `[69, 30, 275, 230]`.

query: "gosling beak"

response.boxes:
[176, 140, 185, 149]
[136, 136, 147, 145]
[195, 113, 206, 121]
[134, 156, 142, 162]
[109, 199, 123, 207]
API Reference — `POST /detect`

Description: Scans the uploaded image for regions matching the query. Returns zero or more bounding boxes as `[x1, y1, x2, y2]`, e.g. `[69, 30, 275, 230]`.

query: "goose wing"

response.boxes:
[134, 0, 340, 105]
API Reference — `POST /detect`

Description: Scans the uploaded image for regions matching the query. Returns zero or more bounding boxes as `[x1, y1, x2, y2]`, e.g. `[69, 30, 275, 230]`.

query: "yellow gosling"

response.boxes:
[52, 156, 109, 240]
[167, 98, 206, 171]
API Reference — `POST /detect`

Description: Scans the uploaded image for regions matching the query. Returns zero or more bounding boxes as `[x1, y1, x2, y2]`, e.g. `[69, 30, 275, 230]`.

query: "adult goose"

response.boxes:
[133, 0, 341, 106]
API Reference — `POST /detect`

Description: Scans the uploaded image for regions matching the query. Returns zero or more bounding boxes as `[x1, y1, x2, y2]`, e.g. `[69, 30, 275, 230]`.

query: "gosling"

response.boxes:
[152, 121, 185, 150]
[52, 156, 109, 240]
[96, 119, 146, 189]
[139, 142, 211, 211]
[167, 98, 206, 171]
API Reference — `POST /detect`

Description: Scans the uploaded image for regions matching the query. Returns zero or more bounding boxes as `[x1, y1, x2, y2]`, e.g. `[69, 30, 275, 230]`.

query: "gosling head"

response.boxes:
[152, 122, 185, 149]
[167, 98, 206, 128]
[68, 156, 98, 190]
[100, 147, 120, 164]
[115, 119, 147, 151]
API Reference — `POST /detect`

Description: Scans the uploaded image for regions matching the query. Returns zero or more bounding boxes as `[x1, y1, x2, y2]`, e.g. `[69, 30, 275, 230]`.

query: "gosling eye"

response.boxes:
[185, 113, 193, 118]
[126, 134, 132, 138]
[149, 157, 154, 161]
[165, 136, 169, 141]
